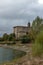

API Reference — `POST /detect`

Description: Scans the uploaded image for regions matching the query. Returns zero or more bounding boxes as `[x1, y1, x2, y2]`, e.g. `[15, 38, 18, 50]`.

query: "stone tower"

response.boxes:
[28, 22, 30, 28]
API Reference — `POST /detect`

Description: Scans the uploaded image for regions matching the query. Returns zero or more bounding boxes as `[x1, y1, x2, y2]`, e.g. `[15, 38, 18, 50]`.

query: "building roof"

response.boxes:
[13, 26, 28, 28]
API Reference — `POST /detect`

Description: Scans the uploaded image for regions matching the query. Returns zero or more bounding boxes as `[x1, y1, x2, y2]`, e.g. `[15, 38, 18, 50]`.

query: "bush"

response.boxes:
[21, 35, 31, 43]
[32, 31, 43, 57]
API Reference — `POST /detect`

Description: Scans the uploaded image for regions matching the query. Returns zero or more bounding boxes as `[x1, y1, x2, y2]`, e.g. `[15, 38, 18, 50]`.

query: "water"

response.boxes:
[0, 46, 26, 63]
[0, 47, 14, 63]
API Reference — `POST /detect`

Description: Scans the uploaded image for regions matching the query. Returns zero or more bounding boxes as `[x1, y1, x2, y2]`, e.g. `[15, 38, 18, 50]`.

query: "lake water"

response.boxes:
[0, 47, 14, 63]
[0, 47, 26, 63]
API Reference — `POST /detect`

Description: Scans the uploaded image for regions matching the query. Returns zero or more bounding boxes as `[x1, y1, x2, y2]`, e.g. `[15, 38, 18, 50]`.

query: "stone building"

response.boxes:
[13, 22, 30, 38]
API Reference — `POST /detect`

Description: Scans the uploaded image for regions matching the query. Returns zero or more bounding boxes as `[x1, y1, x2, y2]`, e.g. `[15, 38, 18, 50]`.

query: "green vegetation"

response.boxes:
[0, 33, 16, 45]
[32, 16, 43, 34]
[28, 28, 36, 42]
[32, 16, 43, 57]
[20, 35, 31, 43]
[3, 33, 9, 41]
[32, 31, 43, 57]
[8, 33, 15, 41]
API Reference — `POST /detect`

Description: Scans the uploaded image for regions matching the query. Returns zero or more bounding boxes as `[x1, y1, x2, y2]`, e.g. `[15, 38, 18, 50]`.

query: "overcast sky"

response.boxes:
[0, 0, 43, 36]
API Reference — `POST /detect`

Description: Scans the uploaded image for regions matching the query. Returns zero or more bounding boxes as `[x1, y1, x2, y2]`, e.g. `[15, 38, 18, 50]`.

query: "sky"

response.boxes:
[0, 0, 43, 36]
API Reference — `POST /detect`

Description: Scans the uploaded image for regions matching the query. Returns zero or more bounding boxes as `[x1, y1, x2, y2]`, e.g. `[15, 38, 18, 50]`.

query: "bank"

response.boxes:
[0, 44, 28, 65]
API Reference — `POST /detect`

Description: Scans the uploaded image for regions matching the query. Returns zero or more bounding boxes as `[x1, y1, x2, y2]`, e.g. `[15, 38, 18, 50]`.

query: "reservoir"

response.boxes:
[0, 47, 26, 63]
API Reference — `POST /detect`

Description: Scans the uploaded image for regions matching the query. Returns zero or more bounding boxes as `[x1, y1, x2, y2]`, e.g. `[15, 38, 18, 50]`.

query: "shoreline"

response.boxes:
[0, 44, 27, 65]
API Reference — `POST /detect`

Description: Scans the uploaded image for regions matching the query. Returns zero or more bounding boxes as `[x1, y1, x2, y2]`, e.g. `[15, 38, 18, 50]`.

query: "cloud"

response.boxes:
[0, 0, 43, 36]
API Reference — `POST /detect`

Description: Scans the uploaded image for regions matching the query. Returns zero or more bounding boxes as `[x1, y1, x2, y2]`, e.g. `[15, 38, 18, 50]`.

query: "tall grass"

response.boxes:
[32, 31, 43, 57]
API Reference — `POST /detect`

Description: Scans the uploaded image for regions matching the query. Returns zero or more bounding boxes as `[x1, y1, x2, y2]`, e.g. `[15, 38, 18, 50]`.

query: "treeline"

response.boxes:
[0, 33, 15, 41]
[0, 33, 16, 45]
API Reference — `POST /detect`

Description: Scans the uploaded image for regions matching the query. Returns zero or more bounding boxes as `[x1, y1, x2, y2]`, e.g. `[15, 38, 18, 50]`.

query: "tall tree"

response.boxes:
[32, 16, 43, 33]
[8, 33, 15, 41]
[3, 33, 9, 41]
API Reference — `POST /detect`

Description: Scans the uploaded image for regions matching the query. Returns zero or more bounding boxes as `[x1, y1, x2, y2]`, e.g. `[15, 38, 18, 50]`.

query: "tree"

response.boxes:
[28, 27, 36, 42]
[32, 16, 43, 34]
[0, 37, 4, 41]
[8, 33, 15, 41]
[21, 35, 31, 43]
[3, 33, 9, 41]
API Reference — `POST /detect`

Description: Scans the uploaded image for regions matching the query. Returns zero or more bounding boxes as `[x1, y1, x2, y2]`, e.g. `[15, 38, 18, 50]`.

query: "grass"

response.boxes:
[32, 31, 43, 57]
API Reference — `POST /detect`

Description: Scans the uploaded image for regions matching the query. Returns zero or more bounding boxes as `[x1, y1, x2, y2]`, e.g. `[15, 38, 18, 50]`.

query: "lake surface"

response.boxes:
[0, 47, 26, 63]
[0, 47, 14, 63]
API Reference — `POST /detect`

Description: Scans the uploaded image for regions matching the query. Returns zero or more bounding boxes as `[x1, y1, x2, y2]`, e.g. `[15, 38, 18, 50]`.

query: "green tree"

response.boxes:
[0, 37, 4, 41]
[8, 33, 15, 41]
[3, 33, 9, 41]
[21, 35, 31, 43]
[28, 27, 36, 42]
[32, 16, 43, 34]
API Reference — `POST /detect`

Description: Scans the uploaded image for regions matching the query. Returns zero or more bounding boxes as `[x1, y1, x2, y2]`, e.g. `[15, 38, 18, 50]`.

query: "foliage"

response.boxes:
[0, 37, 4, 41]
[3, 33, 9, 41]
[32, 31, 43, 57]
[2, 33, 15, 41]
[8, 33, 15, 41]
[21, 35, 31, 43]
[28, 28, 36, 42]
[32, 16, 43, 34]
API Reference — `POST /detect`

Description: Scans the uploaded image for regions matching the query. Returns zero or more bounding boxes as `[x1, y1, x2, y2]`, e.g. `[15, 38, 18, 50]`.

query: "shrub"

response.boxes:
[32, 31, 43, 57]
[21, 35, 31, 43]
